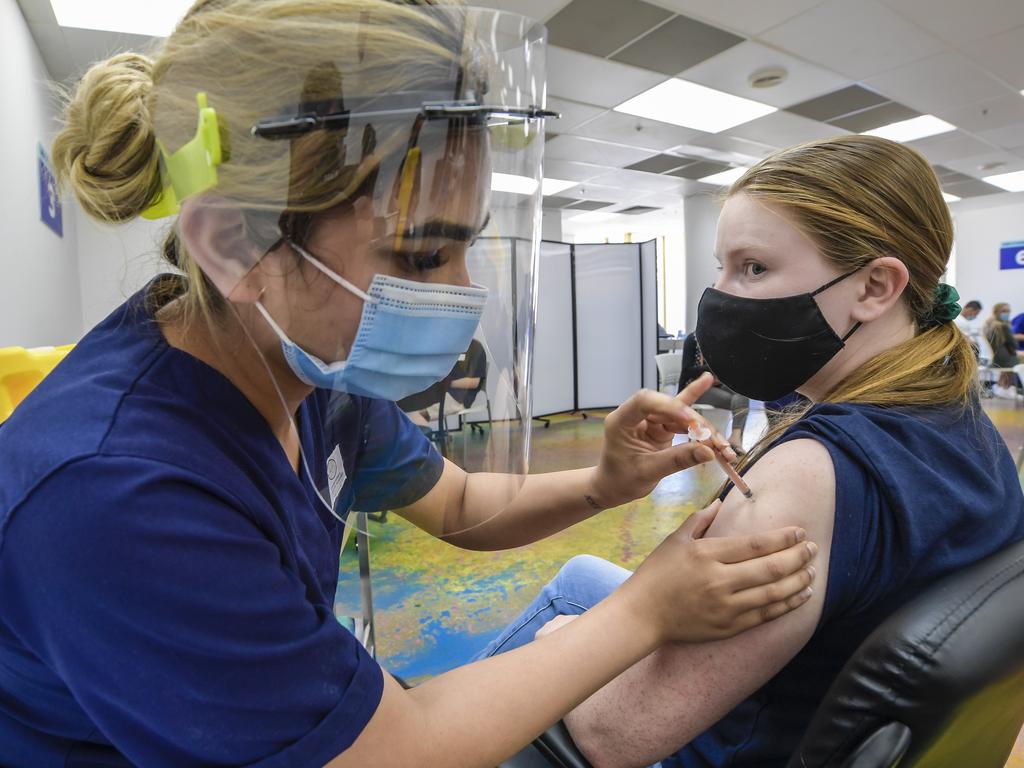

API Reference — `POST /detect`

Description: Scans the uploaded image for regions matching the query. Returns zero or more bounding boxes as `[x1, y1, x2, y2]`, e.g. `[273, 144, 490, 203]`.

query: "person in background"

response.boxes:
[1010, 309, 1024, 350]
[954, 300, 983, 355]
[402, 338, 486, 427]
[678, 332, 749, 455]
[984, 302, 1022, 394]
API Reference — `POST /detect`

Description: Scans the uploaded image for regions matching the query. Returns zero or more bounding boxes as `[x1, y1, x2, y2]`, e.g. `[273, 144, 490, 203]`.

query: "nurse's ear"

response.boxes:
[850, 256, 911, 323]
[177, 196, 265, 304]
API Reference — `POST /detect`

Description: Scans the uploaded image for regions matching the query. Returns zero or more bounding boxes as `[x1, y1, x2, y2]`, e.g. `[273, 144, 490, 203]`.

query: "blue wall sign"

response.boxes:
[38, 143, 63, 238]
[1000, 241, 1024, 271]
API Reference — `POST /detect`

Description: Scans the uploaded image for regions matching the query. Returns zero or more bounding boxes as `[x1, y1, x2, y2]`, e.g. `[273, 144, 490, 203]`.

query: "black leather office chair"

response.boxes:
[502, 537, 1024, 768]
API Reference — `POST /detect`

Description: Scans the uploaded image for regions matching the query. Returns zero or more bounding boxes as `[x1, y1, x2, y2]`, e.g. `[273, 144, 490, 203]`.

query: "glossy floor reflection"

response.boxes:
[335, 397, 1024, 764]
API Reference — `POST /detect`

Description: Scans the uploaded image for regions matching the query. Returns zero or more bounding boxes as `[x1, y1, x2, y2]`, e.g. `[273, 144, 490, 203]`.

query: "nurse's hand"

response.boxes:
[620, 500, 817, 643]
[591, 373, 733, 508]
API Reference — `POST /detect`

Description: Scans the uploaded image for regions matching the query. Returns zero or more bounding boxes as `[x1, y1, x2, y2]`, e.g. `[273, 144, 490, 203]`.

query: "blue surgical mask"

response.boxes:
[255, 242, 487, 400]
[1001, 312, 1011, 322]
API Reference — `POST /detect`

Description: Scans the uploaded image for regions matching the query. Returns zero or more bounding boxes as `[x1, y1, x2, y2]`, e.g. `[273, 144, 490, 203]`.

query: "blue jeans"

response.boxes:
[474, 555, 666, 767]
[473, 555, 631, 659]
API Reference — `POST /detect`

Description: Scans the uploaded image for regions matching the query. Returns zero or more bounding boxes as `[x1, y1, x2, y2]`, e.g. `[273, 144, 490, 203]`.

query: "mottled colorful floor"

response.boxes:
[334, 398, 1024, 763]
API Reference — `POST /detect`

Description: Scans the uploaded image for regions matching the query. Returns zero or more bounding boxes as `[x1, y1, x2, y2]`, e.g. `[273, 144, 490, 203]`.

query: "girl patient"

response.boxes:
[476, 136, 1024, 767]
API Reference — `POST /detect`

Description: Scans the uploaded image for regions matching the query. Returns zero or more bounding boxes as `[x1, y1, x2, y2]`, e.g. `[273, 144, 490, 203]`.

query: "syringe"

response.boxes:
[688, 421, 754, 500]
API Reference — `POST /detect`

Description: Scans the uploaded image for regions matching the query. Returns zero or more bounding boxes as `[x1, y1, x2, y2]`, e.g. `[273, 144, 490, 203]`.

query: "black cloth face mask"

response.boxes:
[694, 270, 861, 402]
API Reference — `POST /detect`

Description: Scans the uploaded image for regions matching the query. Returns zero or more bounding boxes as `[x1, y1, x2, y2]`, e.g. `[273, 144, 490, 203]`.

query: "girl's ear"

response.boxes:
[851, 256, 910, 323]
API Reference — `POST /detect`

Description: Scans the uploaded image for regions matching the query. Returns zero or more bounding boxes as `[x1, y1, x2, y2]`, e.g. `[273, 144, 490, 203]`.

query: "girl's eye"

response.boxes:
[745, 262, 767, 277]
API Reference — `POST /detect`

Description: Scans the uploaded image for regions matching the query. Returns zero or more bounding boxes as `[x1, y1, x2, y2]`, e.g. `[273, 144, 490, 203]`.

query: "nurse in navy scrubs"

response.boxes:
[0, 3, 816, 767]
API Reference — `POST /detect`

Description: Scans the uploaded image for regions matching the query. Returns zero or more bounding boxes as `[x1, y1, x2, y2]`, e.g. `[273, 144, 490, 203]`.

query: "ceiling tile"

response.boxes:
[589, 168, 689, 193]
[788, 85, 889, 122]
[471, 0, 572, 22]
[759, 0, 946, 80]
[678, 40, 851, 109]
[627, 154, 691, 173]
[59, 27, 155, 80]
[610, 14, 743, 76]
[865, 52, 1010, 116]
[545, 135, 657, 167]
[546, 0, 672, 58]
[681, 133, 778, 163]
[942, 150, 1024, 178]
[545, 97, 607, 132]
[561, 181, 639, 203]
[961, 26, 1024, 90]
[668, 160, 732, 179]
[940, 95, 1024, 134]
[565, 199, 616, 211]
[542, 159, 613, 182]
[542, 195, 580, 208]
[729, 110, 846, 148]
[979, 123, 1024, 151]
[878, 0, 1024, 46]
[546, 46, 666, 108]
[909, 132, 999, 166]
[829, 101, 920, 132]
[943, 179, 1010, 198]
[641, 0, 827, 36]
[573, 111, 703, 151]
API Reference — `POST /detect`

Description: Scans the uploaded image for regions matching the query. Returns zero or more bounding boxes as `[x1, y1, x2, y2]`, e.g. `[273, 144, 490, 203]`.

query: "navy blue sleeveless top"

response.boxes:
[665, 401, 1024, 767]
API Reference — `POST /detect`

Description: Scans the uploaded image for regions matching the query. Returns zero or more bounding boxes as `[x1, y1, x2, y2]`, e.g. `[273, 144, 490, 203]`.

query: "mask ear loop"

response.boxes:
[810, 268, 864, 345]
[237, 284, 379, 542]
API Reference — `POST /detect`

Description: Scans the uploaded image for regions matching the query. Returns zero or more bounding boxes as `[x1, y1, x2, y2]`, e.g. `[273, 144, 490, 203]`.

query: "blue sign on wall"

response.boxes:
[38, 143, 62, 238]
[1000, 241, 1024, 270]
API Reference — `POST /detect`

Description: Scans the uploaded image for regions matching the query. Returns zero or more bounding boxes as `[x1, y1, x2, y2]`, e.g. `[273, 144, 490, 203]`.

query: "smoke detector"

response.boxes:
[749, 67, 788, 89]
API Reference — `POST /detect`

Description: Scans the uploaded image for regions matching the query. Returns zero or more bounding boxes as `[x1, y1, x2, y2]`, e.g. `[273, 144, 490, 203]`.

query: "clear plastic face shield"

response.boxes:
[147, 5, 550, 536]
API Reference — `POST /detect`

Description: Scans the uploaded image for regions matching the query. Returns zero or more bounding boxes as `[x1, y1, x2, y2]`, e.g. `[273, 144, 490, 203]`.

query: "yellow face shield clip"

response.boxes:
[142, 93, 223, 220]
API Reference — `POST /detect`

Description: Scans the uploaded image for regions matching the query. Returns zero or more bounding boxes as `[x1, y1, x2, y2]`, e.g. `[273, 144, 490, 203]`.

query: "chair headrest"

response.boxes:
[788, 537, 1024, 768]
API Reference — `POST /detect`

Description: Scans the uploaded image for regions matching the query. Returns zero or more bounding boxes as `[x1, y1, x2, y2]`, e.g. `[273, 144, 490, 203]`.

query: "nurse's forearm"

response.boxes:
[330, 589, 661, 768]
[445, 467, 605, 549]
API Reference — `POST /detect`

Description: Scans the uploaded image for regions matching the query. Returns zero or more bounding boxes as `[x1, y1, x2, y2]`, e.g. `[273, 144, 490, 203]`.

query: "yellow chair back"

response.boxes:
[0, 345, 74, 423]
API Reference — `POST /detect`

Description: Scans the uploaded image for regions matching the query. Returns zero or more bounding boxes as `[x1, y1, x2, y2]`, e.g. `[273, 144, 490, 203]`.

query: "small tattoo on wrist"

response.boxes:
[584, 494, 602, 511]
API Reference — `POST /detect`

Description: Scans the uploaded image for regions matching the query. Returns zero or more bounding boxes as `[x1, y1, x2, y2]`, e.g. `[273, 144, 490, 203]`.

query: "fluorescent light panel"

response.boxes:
[614, 79, 777, 134]
[862, 115, 956, 142]
[941, 192, 961, 203]
[699, 166, 749, 186]
[983, 170, 1024, 192]
[50, 0, 193, 36]
[541, 178, 577, 196]
[491, 173, 539, 196]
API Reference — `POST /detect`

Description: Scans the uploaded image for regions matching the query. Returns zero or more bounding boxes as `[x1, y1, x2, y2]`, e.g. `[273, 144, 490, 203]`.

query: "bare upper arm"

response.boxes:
[393, 458, 465, 538]
[565, 438, 836, 768]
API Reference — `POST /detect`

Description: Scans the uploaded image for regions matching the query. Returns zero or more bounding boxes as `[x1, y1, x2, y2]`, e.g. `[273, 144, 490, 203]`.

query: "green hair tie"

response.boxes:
[927, 282, 961, 325]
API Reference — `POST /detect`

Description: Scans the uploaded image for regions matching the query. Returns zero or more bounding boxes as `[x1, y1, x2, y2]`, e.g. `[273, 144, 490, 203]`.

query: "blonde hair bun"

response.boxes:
[52, 52, 161, 223]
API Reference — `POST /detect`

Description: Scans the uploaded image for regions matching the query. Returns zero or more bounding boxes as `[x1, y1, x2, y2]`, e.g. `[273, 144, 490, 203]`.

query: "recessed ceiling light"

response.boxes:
[542, 178, 576, 196]
[491, 173, 539, 196]
[983, 170, 1024, 192]
[862, 115, 956, 142]
[50, 0, 193, 36]
[942, 192, 961, 203]
[698, 167, 749, 186]
[614, 79, 777, 134]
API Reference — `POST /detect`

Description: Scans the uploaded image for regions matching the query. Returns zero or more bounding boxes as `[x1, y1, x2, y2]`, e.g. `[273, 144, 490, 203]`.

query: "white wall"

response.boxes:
[76, 216, 168, 330]
[0, 0, 82, 347]
[683, 193, 722, 333]
[949, 193, 1024, 316]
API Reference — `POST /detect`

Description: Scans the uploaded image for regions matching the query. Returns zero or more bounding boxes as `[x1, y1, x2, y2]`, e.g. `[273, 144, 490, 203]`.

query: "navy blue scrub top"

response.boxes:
[0, 278, 444, 768]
